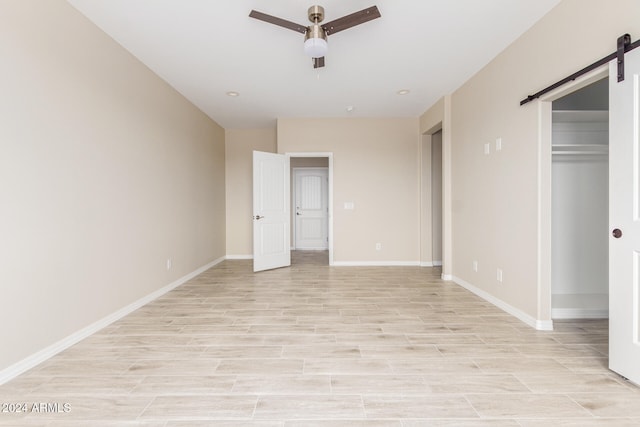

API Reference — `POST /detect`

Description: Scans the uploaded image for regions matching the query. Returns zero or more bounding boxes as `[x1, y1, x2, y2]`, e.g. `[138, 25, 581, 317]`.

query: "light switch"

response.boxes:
[344, 202, 355, 210]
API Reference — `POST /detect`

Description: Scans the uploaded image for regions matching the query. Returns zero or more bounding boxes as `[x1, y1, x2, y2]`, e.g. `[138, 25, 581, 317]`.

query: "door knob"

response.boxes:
[254, 215, 264, 220]
[612, 228, 623, 238]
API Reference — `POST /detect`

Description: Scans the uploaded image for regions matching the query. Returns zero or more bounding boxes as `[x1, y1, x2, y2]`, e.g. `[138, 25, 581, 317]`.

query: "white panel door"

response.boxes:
[253, 151, 291, 272]
[294, 168, 328, 250]
[609, 47, 640, 385]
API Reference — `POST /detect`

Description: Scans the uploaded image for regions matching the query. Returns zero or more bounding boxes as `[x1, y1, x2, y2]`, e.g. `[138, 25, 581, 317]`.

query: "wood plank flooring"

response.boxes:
[1, 251, 639, 426]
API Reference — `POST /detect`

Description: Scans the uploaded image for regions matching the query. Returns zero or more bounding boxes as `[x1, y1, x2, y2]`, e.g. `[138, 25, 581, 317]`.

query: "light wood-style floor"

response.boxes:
[1, 251, 639, 426]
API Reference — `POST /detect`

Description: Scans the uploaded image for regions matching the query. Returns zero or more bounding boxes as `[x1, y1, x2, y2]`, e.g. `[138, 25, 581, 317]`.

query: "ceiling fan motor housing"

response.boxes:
[308, 5, 324, 23]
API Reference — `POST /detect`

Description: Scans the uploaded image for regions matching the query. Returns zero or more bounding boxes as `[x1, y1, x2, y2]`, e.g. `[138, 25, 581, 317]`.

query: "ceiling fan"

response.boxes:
[249, 5, 381, 69]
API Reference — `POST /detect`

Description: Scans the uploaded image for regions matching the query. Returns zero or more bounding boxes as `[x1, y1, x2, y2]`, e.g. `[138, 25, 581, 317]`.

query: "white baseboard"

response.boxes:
[0, 256, 225, 386]
[225, 254, 253, 260]
[332, 261, 421, 267]
[441, 274, 453, 281]
[226, 257, 416, 267]
[552, 308, 609, 319]
[420, 261, 443, 267]
[452, 276, 554, 331]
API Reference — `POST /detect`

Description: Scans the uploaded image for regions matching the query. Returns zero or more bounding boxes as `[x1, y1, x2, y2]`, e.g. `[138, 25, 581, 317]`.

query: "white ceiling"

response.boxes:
[66, 0, 561, 129]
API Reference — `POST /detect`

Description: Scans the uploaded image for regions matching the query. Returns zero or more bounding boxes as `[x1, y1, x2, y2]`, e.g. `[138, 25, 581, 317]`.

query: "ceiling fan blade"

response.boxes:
[322, 6, 381, 35]
[249, 10, 307, 34]
[313, 57, 325, 69]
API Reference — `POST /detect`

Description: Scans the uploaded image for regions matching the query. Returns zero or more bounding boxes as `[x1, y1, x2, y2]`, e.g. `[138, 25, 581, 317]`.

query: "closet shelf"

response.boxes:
[552, 144, 608, 155]
[552, 110, 608, 122]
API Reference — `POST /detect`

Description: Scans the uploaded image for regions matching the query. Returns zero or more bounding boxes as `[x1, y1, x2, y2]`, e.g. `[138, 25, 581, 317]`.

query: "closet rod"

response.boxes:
[520, 34, 640, 106]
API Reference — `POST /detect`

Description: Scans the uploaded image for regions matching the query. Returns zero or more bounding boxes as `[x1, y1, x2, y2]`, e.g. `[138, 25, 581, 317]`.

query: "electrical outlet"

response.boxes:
[473, 261, 478, 272]
[375, 243, 382, 251]
[497, 268, 503, 282]
[495, 137, 502, 151]
[484, 143, 491, 155]
[166, 258, 172, 270]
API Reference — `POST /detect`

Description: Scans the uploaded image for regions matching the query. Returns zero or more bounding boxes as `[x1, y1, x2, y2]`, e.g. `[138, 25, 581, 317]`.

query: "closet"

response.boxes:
[551, 79, 609, 319]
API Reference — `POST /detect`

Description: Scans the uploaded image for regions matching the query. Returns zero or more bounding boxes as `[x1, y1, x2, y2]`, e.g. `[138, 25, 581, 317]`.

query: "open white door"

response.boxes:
[609, 47, 640, 385]
[253, 151, 291, 272]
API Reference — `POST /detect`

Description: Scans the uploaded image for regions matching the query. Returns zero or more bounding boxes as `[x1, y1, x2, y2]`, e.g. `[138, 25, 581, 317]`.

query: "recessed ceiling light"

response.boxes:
[397, 89, 410, 95]
[226, 91, 239, 97]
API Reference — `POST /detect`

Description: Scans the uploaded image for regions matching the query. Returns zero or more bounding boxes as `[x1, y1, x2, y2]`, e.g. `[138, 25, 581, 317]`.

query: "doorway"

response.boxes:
[288, 153, 333, 266]
[550, 79, 609, 319]
[431, 130, 443, 267]
[421, 130, 443, 268]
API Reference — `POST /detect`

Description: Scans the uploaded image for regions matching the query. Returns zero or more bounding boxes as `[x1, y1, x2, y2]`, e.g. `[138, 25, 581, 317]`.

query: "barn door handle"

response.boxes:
[612, 228, 623, 238]
[254, 215, 264, 220]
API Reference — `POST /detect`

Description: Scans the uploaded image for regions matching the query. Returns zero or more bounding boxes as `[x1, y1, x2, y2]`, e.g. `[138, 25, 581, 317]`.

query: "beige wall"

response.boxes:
[421, 0, 640, 324]
[0, 0, 225, 373]
[278, 118, 420, 263]
[225, 128, 277, 256]
[420, 96, 445, 135]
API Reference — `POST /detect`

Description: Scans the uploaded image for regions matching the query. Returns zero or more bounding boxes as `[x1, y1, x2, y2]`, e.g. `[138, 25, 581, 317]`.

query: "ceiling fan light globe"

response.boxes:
[303, 37, 328, 58]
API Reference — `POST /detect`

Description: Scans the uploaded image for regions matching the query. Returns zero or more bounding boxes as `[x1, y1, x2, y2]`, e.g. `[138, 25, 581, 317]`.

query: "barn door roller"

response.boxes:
[617, 34, 631, 82]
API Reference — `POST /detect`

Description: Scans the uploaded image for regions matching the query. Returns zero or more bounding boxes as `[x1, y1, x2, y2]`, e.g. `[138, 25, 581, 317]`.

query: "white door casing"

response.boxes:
[294, 168, 328, 250]
[609, 47, 640, 385]
[253, 151, 291, 272]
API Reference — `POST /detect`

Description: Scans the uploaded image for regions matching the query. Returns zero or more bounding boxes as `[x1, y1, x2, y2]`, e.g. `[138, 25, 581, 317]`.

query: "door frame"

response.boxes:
[286, 152, 334, 266]
[292, 167, 329, 251]
[538, 66, 609, 330]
